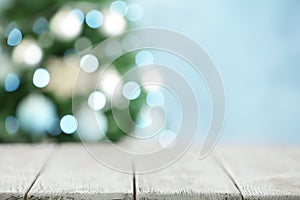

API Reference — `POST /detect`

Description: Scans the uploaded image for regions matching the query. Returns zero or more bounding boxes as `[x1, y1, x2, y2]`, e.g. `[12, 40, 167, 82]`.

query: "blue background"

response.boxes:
[138, 0, 300, 144]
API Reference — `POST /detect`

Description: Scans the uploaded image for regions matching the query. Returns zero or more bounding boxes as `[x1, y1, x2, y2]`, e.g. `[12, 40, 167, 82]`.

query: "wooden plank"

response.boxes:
[28, 143, 133, 200]
[0, 144, 54, 200]
[217, 145, 300, 200]
[137, 147, 241, 200]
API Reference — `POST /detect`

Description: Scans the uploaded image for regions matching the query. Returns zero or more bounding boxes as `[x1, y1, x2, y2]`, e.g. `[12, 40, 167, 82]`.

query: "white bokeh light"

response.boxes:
[88, 91, 106, 111]
[103, 11, 126, 35]
[122, 81, 141, 100]
[24, 43, 43, 65]
[100, 69, 122, 97]
[12, 39, 43, 66]
[80, 54, 99, 73]
[50, 9, 82, 40]
[33, 68, 50, 88]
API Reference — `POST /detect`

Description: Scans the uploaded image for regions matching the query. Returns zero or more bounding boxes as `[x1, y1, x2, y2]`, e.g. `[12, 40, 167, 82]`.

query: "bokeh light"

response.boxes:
[88, 91, 106, 111]
[110, 1, 128, 16]
[86, 10, 103, 29]
[60, 115, 78, 134]
[46, 118, 61, 136]
[7, 28, 22, 46]
[12, 39, 43, 66]
[135, 50, 154, 66]
[75, 37, 92, 52]
[45, 57, 79, 99]
[50, 9, 82, 40]
[33, 68, 50, 88]
[70, 9, 85, 25]
[121, 33, 140, 51]
[4, 21, 18, 37]
[103, 12, 126, 35]
[4, 73, 20, 92]
[16, 94, 57, 136]
[141, 69, 163, 91]
[80, 54, 99, 73]
[146, 90, 164, 106]
[122, 81, 141, 100]
[0, 0, 142, 143]
[5, 116, 19, 134]
[159, 130, 177, 148]
[32, 17, 48, 35]
[76, 104, 107, 142]
[136, 105, 152, 128]
[100, 69, 122, 97]
[38, 31, 55, 48]
[104, 39, 122, 57]
[126, 3, 143, 22]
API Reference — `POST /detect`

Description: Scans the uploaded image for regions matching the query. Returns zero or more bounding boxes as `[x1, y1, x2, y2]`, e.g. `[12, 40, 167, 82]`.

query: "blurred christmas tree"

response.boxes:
[0, 0, 145, 142]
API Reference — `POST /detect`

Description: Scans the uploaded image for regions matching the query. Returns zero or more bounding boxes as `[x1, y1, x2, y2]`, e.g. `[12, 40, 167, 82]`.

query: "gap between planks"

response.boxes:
[212, 149, 244, 200]
[22, 144, 241, 200]
[3, 144, 299, 199]
[23, 144, 58, 200]
[25, 144, 134, 199]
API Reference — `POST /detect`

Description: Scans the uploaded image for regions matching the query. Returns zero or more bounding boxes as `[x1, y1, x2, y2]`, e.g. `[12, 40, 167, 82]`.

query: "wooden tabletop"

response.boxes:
[0, 143, 299, 200]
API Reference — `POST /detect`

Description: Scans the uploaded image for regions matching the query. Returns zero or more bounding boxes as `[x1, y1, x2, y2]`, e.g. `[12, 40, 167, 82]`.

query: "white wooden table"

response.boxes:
[0, 144, 299, 200]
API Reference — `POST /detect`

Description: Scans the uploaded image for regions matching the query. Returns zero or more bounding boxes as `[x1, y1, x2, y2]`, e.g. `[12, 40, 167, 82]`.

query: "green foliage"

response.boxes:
[0, 0, 143, 142]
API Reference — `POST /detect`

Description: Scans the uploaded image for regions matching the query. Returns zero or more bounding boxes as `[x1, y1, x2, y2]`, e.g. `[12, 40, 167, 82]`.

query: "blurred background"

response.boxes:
[138, 0, 300, 145]
[0, 0, 299, 145]
[0, 0, 147, 142]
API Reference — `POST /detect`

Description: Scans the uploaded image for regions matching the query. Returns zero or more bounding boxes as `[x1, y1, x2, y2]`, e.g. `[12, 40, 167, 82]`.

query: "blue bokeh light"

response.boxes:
[135, 50, 154, 66]
[70, 9, 85, 25]
[122, 81, 141, 100]
[60, 115, 78, 134]
[46, 118, 61, 136]
[4, 73, 20, 92]
[110, 1, 128, 16]
[7, 28, 22, 46]
[5, 116, 19, 134]
[4, 22, 18, 37]
[146, 90, 165, 106]
[86, 10, 103, 29]
[32, 17, 48, 35]
[126, 3, 143, 22]
[16, 94, 57, 136]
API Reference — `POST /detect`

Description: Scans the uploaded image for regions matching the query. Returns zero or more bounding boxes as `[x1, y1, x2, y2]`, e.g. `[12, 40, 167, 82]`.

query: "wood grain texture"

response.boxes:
[0, 144, 54, 200]
[217, 145, 300, 200]
[137, 147, 241, 200]
[27, 143, 133, 200]
[2, 143, 299, 199]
